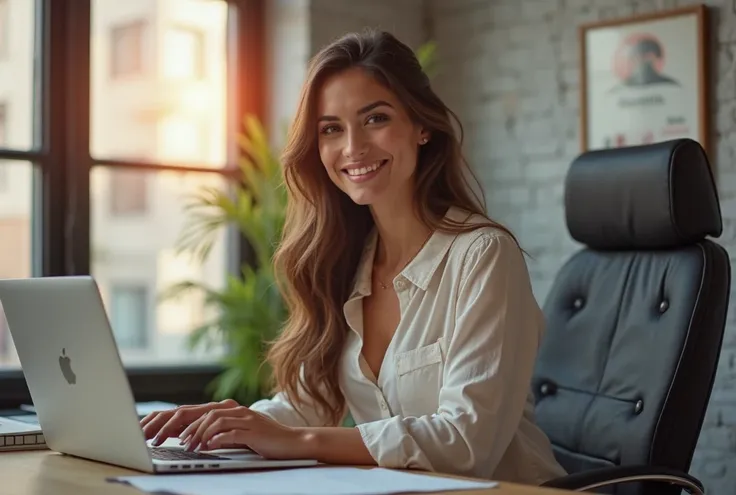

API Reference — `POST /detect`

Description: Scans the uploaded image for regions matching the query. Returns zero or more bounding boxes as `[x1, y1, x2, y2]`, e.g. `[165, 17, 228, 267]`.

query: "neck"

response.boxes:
[370, 196, 431, 273]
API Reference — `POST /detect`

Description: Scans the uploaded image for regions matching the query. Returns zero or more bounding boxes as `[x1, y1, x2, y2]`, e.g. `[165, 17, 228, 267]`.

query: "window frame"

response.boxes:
[0, 0, 266, 410]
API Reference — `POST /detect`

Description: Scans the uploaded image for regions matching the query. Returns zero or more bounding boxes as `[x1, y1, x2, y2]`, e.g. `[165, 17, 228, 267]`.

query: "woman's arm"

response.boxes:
[294, 427, 375, 465]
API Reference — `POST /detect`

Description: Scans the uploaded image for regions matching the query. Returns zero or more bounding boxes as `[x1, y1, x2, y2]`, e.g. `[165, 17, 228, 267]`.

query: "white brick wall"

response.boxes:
[265, 0, 310, 146]
[309, 0, 426, 57]
[430, 0, 736, 492]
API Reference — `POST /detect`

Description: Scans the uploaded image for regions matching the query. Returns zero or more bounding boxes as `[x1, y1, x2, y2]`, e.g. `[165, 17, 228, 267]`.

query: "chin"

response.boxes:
[346, 190, 380, 206]
[340, 181, 388, 206]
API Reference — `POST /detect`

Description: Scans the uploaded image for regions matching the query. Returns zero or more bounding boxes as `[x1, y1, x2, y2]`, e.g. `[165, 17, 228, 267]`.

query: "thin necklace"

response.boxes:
[374, 231, 434, 290]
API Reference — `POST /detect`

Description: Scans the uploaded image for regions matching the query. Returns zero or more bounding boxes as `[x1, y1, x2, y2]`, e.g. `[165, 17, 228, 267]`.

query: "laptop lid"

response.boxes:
[0, 276, 154, 472]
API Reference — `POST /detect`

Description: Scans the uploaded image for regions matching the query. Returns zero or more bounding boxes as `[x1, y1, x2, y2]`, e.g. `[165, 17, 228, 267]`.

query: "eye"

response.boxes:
[366, 113, 390, 125]
[320, 124, 341, 135]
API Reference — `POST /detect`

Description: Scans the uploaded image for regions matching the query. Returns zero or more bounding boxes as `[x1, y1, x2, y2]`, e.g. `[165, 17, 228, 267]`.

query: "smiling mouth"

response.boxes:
[342, 159, 388, 179]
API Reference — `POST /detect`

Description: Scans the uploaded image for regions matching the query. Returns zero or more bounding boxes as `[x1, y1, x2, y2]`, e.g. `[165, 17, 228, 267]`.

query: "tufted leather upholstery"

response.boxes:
[534, 139, 731, 494]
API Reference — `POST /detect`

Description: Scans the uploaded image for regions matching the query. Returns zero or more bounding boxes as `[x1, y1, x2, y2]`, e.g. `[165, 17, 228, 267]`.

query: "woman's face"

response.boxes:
[315, 67, 428, 207]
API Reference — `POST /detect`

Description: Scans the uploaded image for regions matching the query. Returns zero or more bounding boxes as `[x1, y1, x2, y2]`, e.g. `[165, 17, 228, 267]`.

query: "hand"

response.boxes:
[180, 404, 304, 459]
[140, 399, 239, 446]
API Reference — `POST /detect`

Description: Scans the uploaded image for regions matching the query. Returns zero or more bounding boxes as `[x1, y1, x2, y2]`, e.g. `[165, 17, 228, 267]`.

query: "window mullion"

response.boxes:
[40, 0, 69, 276]
[63, 0, 92, 276]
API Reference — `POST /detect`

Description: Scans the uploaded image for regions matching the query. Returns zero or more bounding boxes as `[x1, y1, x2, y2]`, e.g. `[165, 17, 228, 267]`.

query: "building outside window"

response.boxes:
[110, 20, 146, 78]
[109, 168, 148, 216]
[164, 25, 205, 80]
[110, 284, 149, 349]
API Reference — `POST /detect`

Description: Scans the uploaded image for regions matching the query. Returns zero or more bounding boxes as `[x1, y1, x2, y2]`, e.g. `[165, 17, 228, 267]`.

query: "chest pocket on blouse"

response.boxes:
[395, 338, 446, 417]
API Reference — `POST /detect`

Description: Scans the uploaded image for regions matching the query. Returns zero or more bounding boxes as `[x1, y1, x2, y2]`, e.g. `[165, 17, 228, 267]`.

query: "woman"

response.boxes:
[141, 29, 566, 486]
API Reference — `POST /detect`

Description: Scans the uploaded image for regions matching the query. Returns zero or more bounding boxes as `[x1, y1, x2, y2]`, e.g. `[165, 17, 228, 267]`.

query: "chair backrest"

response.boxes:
[532, 139, 731, 494]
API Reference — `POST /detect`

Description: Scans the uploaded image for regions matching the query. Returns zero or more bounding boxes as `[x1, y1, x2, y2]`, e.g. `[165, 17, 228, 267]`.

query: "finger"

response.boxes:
[140, 403, 200, 427]
[185, 409, 229, 451]
[205, 430, 249, 451]
[143, 406, 203, 441]
[139, 411, 159, 428]
[185, 406, 247, 451]
[178, 400, 240, 443]
[199, 417, 250, 450]
[178, 413, 207, 444]
[151, 404, 214, 445]
[141, 410, 179, 440]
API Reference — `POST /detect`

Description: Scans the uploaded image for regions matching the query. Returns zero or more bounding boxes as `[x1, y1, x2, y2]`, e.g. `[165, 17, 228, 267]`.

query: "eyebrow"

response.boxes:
[317, 100, 393, 123]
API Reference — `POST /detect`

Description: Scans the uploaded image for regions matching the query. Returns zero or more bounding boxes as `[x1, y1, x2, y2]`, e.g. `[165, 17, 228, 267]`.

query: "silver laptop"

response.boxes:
[0, 275, 318, 473]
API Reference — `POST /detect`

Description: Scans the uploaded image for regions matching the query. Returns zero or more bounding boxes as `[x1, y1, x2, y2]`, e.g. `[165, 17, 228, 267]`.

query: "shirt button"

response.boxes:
[380, 401, 388, 411]
[394, 278, 407, 291]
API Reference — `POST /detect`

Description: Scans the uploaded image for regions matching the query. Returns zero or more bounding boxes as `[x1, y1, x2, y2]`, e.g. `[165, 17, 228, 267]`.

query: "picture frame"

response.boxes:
[579, 5, 709, 156]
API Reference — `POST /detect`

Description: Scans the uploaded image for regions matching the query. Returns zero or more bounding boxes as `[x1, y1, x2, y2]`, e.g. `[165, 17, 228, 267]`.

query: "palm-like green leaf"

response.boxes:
[416, 40, 438, 78]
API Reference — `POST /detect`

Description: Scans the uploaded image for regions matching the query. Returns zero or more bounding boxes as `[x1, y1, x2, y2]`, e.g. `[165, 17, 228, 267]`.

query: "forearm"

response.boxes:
[295, 426, 376, 466]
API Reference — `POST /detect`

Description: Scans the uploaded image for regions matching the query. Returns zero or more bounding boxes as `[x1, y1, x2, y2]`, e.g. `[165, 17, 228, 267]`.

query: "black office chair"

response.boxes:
[532, 138, 731, 495]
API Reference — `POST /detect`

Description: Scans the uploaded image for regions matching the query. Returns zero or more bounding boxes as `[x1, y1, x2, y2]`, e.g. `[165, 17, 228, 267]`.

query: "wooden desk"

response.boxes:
[0, 450, 572, 495]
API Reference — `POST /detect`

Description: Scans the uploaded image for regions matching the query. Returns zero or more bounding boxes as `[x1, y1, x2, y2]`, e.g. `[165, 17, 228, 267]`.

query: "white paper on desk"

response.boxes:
[109, 466, 498, 495]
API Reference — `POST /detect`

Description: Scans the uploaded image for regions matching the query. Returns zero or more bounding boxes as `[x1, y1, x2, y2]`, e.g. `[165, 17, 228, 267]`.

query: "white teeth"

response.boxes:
[347, 161, 384, 176]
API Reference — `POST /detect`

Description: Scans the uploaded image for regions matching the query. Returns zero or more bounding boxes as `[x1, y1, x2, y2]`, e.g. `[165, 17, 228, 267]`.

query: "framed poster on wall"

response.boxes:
[579, 5, 709, 155]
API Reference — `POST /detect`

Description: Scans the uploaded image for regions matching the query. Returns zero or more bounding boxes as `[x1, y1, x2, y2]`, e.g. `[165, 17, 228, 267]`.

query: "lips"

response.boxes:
[342, 159, 388, 178]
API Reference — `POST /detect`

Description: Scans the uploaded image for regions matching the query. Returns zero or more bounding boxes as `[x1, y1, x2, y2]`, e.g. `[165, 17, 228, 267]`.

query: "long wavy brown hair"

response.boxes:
[267, 29, 519, 426]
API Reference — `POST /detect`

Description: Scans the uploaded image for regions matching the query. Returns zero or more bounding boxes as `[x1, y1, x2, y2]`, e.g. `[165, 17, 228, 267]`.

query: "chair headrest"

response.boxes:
[564, 138, 722, 250]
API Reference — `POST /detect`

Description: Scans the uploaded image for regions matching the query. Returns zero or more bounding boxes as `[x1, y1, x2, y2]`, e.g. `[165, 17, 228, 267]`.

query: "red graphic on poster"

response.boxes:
[611, 32, 679, 89]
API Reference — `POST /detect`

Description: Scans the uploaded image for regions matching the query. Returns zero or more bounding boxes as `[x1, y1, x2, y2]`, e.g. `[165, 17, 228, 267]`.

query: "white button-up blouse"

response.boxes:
[249, 207, 567, 486]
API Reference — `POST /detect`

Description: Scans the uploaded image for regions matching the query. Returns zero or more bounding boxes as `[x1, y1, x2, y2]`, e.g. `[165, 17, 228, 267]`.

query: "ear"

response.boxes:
[418, 129, 430, 145]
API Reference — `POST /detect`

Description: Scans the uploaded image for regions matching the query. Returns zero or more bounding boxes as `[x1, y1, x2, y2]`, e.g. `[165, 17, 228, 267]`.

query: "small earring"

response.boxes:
[420, 137, 428, 144]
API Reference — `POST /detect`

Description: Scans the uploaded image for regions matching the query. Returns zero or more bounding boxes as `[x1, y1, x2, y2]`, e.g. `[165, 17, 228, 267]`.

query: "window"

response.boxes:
[0, 0, 8, 59]
[110, 285, 149, 349]
[0, 0, 266, 409]
[164, 25, 205, 80]
[110, 20, 146, 78]
[93, 0, 231, 370]
[159, 115, 206, 163]
[0, 0, 34, 376]
[109, 168, 148, 215]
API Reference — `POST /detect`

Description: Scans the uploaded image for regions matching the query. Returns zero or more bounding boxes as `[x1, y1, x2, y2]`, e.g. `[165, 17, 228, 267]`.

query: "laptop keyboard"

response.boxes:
[149, 447, 223, 461]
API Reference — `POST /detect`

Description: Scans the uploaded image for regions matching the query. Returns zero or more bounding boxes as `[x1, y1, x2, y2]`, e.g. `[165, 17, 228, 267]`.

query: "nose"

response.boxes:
[343, 127, 369, 160]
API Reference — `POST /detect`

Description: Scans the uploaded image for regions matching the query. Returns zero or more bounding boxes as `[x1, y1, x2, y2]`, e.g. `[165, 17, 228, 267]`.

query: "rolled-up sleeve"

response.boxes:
[250, 369, 339, 427]
[355, 232, 543, 478]
[249, 391, 322, 428]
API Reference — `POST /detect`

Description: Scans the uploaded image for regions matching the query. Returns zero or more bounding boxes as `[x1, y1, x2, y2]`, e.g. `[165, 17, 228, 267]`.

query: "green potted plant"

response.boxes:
[161, 114, 287, 405]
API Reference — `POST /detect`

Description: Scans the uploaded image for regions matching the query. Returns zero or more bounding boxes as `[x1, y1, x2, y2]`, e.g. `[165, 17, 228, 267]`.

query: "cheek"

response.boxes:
[381, 132, 417, 174]
[318, 141, 341, 180]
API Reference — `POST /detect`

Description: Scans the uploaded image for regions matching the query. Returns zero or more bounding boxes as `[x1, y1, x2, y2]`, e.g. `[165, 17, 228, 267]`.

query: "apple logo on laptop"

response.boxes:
[59, 348, 76, 385]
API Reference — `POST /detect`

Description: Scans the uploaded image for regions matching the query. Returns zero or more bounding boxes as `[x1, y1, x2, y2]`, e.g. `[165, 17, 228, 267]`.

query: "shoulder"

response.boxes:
[442, 210, 525, 279]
